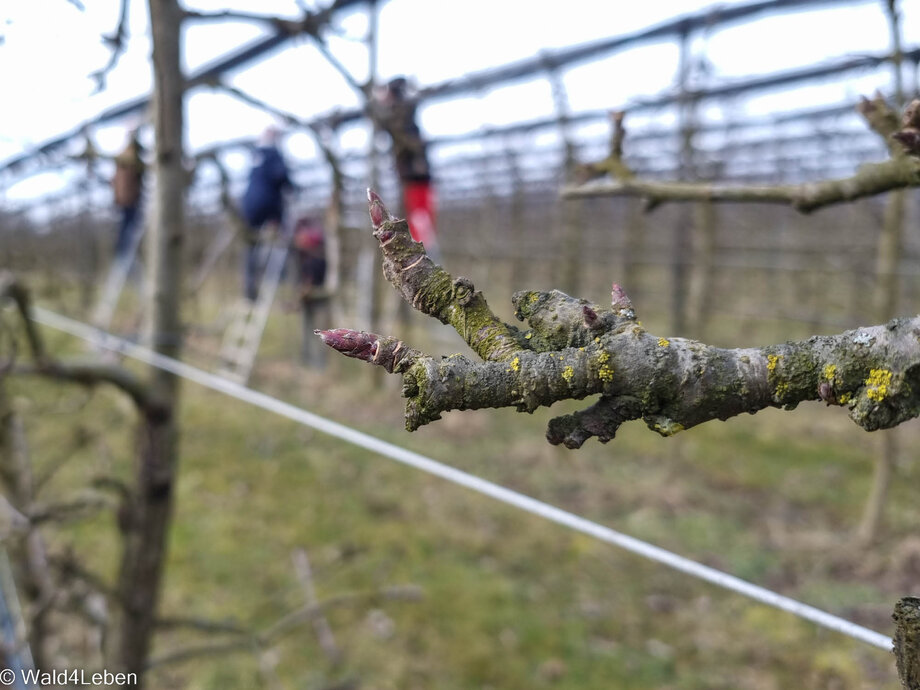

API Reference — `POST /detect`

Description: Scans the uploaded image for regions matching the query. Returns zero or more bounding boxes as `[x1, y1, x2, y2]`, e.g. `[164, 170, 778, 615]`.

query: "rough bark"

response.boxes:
[107, 0, 185, 681]
[895, 597, 920, 690]
[319, 192, 920, 448]
[0, 382, 50, 668]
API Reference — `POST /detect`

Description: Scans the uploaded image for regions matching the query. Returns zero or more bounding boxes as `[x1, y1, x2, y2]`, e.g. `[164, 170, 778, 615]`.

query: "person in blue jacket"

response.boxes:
[240, 126, 292, 301]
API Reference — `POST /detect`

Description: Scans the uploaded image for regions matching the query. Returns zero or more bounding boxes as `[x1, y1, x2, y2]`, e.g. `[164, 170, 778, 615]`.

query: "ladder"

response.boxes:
[90, 222, 145, 331]
[217, 235, 290, 384]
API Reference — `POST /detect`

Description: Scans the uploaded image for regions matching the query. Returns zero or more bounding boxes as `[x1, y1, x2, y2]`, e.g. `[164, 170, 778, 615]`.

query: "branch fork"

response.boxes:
[317, 192, 920, 447]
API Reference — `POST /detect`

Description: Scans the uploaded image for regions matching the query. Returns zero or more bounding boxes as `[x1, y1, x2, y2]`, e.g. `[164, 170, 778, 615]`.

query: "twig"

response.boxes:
[292, 548, 341, 664]
[1, 273, 156, 412]
[27, 492, 115, 526]
[148, 584, 421, 669]
[562, 155, 920, 212]
[89, 0, 130, 93]
[563, 98, 920, 212]
[154, 615, 248, 637]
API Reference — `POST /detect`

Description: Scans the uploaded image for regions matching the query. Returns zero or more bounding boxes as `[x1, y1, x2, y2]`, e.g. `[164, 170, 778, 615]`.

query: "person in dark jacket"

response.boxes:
[241, 126, 292, 301]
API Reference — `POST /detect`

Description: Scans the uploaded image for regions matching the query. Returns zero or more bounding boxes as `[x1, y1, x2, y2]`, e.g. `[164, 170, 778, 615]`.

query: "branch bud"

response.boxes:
[611, 283, 636, 320]
[315, 328, 377, 361]
[315, 328, 420, 373]
[367, 188, 392, 229]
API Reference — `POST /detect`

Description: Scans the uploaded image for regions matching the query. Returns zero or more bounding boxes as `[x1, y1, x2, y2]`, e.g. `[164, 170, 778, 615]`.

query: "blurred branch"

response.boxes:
[49, 552, 118, 601]
[208, 82, 356, 198]
[28, 492, 115, 526]
[154, 616, 248, 637]
[148, 584, 422, 668]
[182, 9, 300, 31]
[183, 0, 358, 35]
[0, 384, 55, 667]
[14, 360, 154, 413]
[90, 0, 130, 93]
[0, 273, 155, 412]
[292, 547, 341, 665]
[306, 28, 368, 96]
[210, 82, 316, 133]
[32, 427, 97, 495]
[563, 97, 920, 213]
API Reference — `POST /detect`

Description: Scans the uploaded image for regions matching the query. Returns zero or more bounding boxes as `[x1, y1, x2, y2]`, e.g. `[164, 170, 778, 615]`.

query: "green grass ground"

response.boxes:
[6, 281, 918, 689]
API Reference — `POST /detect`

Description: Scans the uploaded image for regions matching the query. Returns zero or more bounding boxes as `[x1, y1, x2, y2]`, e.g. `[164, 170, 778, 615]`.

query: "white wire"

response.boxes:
[30, 306, 893, 651]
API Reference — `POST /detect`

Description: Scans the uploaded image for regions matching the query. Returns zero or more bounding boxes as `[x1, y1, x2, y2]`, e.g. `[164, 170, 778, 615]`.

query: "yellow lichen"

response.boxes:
[529, 293, 539, 303]
[598, 365, 614, 383]
[775, 381, 790, 397]
[653, 421, 684, 436]
[837, 392, 852, 404]
[823, 363, 837, 381]
[509, 356, 520, 373]
[767, 354, 781, 372]
[865, 368, 892, 402]
[597, 352, 610, 364]
[562, 366, 574, 383]
[658, 338, 670, 347]
[525, 332, 533, 340]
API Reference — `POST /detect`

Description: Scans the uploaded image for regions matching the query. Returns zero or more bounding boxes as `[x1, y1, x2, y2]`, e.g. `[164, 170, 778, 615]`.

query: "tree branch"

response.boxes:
[319, 192, 920, 447]
[0, 273, 155, 412]
[562, 97, 920, 212]
[894, 597, 920, 689]
[89, 0, 130, 93]
[182, 9, 311, 35]
[182, 0, 353, 41]
[147, 584, 421, 669]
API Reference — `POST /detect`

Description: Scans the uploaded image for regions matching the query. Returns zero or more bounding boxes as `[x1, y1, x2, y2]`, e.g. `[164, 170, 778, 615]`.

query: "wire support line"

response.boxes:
[30, 306, 893, 652]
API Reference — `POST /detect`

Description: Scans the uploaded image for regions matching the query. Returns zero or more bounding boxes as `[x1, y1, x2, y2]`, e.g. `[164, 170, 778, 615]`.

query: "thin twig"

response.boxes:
[89, 0, 130, 93]
[292, 548, 341, 664]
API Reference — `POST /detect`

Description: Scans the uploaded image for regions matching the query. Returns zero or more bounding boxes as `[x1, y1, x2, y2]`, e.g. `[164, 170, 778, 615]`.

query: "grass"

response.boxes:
[5, 278, 918, 690]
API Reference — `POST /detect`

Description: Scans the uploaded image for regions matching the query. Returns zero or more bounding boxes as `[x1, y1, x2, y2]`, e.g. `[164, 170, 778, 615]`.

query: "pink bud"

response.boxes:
[611, 283, 632, 308]
[315, 328, 379, 362]
[367, 188, 390, 228]
[582, 305, 598, 326]
[610, 283, 636, 320]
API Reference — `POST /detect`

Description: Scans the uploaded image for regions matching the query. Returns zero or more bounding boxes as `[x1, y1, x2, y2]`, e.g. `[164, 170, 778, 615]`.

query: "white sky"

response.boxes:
[1, 0, 919, 202]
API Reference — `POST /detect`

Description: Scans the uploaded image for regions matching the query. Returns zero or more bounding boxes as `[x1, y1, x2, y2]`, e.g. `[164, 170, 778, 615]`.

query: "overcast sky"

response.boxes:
[1, 0, 918, 202]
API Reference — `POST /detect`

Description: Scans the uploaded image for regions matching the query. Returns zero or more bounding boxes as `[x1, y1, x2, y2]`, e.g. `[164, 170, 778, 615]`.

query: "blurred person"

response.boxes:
[292, 217, 329, 369]
[111, 128, 145, 263]
[375, 77, 439, 257]
[240, 125, 292, 301]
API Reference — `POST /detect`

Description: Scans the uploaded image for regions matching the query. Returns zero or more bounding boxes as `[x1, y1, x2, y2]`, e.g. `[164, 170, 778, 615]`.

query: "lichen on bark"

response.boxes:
[319, 192, 920, 448]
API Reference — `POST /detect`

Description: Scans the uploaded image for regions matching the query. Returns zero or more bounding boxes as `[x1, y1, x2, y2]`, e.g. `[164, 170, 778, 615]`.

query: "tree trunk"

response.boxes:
[107, 0, 185, 681]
